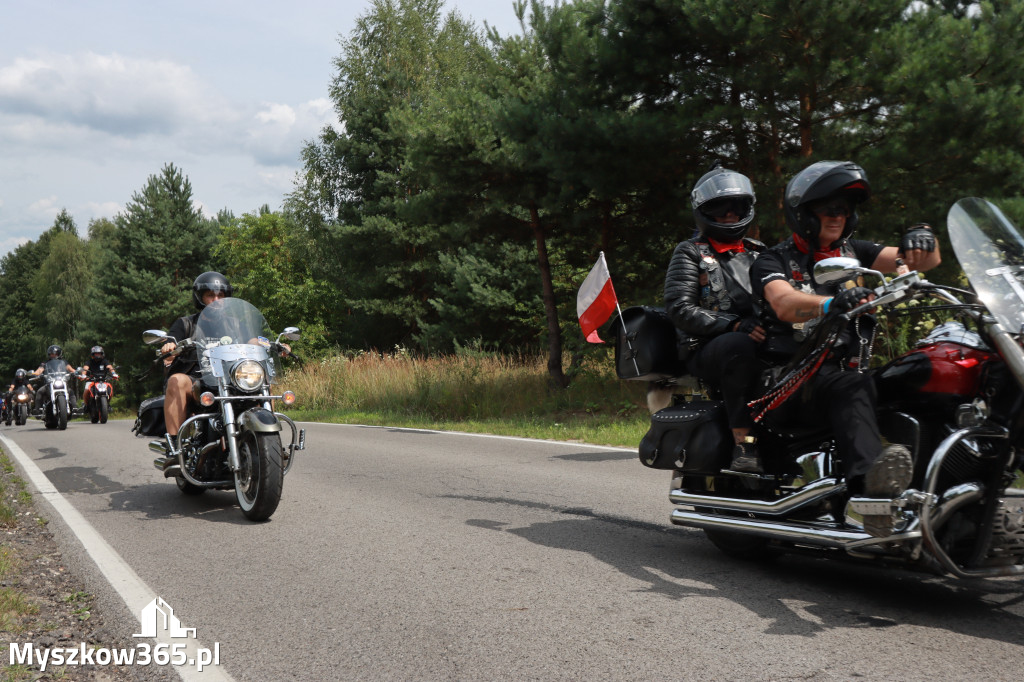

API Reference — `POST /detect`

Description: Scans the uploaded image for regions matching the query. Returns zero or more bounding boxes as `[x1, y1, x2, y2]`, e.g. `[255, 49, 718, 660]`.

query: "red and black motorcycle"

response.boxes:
[78, 368, 118, 424]
[633, 197, 1024, 580]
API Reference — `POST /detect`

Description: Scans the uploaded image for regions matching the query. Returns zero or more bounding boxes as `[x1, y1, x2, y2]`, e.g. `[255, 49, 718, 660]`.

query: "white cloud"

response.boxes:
[245, 97, 338, 166]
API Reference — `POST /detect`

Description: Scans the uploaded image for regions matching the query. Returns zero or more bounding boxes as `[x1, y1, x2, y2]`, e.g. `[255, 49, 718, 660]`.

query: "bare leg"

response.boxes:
[164, 374, 192, 436]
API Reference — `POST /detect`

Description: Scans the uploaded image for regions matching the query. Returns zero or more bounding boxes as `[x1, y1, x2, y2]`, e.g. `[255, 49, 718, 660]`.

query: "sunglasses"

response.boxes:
[703, 198, 749, 219]
[811, 201, 852, 218]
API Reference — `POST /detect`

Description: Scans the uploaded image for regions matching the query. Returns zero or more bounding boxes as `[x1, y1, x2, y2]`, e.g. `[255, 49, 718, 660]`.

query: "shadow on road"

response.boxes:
[455, 493, 1024, 645]
[105, 481, 253, 525]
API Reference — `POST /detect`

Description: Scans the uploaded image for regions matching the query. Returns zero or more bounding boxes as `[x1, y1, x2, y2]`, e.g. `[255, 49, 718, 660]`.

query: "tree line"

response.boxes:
[2, 0, 1023, 399]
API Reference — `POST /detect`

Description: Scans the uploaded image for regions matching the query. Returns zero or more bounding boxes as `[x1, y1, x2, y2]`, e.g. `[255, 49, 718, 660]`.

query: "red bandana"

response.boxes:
[707, 238, 746, 254]
[792, 233, 841, 262]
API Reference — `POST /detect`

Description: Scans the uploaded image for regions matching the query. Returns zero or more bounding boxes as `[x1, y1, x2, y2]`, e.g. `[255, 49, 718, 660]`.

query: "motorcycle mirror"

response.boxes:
[280, 327, 301, 342]
[143, 330, 171, 345]
[813, 257, 866, 284]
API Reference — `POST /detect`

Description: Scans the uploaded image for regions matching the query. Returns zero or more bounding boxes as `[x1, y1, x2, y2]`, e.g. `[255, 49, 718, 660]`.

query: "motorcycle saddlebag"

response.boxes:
[615, 306, 691, 381]
[132, 396, 166, 438]
[638, 401, 732, 471]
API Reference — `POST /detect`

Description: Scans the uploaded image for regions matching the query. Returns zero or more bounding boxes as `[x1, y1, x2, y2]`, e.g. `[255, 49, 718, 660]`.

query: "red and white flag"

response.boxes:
[577, 252, 618, 343]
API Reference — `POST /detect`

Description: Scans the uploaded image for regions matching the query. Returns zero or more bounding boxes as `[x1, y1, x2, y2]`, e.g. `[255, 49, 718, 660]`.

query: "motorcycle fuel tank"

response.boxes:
[876, 340, 995, 405]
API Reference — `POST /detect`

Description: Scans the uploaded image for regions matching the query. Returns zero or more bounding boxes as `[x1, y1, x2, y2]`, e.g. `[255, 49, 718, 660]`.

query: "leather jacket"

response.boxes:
[664, 237, 765, 339]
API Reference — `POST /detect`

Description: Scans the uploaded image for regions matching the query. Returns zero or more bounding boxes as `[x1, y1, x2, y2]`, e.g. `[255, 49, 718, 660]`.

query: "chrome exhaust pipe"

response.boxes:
[670, 508, 870, 548]
[669, 477, 844, 516]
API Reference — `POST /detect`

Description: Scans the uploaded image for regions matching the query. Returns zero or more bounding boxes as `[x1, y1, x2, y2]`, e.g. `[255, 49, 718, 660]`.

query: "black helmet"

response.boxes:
[47, 344, 63, 359]
[15, 369, 26, 380]
[91, 345, 105, 358]
[691, 166, 756, 242]
[784, 161, 870, 249]
[192, 271, 233, 310]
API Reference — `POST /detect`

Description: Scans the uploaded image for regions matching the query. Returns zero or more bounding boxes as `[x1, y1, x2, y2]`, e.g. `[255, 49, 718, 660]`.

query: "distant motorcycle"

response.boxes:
[33, 359, 74, 430]
[1, 395, 10, 426]
[10, 385, 32, 426]
[135, 297, 305, 521]
[79, 368, 118, 424]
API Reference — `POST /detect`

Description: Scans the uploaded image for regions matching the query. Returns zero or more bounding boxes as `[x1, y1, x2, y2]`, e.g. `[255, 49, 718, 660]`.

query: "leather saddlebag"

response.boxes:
[638, 401, 732, 471]
[615, 306, 691, 381]
[132, 396, 166, 437]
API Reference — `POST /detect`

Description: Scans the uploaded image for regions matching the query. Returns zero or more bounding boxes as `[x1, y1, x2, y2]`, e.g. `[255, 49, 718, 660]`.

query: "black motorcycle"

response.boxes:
[32, 359, 75, 430]
[10, 385, 32, 426]
[134, 297, 305, 521]
[628, 197, 1024, 580]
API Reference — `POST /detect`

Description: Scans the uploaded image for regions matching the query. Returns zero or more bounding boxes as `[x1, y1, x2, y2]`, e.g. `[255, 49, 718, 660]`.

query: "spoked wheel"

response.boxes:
[56, 395, 68, 430]
[98, 396, 109, 424]
[234, 430, 284, 521]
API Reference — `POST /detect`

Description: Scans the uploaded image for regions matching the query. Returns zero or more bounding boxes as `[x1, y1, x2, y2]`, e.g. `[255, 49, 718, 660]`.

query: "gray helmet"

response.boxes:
[192, 271, 233, 310]
[47, 344, 63, 359]
[691, 167, 756, 242]
[784, 161, 870, 249]
[15, 369, 26, 380]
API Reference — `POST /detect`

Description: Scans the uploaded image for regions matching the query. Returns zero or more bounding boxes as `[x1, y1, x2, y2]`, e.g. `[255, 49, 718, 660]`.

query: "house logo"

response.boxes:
[132, 597, 198, 639]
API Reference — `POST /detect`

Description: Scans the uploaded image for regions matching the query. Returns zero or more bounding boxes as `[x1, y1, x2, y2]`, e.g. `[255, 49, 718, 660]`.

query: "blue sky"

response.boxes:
[0, 0, 527, 255]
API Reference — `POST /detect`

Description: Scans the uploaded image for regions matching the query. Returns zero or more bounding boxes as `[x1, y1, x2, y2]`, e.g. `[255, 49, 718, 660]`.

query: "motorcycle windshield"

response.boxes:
[948, 197, 1024, 335]
[43, 358, 68, 378]
[192, 298, 280, 384]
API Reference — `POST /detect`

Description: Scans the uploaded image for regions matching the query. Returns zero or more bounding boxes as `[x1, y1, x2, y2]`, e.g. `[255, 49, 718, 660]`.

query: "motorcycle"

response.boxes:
[635, 197, 1024, 579]
[11, 384, 32, 426]
[79, 367, 118, 424]
[32, 359, 75, 430]
[1, 395, 9, 426]
[136, 297, 305, 521]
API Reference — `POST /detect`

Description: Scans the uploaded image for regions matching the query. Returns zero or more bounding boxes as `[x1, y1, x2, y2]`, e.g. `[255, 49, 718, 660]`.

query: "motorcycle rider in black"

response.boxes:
[663, 165, 768, 473]
[749, 160, 941, 536]
[160, 272, 233, 444]
[31, 344, 79, 411]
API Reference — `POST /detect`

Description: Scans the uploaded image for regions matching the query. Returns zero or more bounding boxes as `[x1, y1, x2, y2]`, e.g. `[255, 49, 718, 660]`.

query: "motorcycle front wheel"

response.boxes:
[98, 396, 109, 424]
[56, 395, 68, 430]
[234, 430, 283, 521]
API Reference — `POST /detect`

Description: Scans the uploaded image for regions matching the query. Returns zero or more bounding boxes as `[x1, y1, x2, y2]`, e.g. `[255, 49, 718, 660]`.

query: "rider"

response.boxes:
[663, 164, 768, 473]
[749, 160, 941, 536]
[31, 345, 79, 411]
[160, 272, 233, 444]
[7, 368, 31, 395]
[81, 345, 119, 399]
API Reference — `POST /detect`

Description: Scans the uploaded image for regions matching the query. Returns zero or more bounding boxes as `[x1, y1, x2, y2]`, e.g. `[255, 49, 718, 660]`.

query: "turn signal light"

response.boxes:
[281, 391, 296, 406]
[199, 392, 216, 407]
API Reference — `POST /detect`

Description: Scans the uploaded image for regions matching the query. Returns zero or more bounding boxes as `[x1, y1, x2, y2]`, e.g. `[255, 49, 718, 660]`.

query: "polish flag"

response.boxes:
[577, 252, 618, 343]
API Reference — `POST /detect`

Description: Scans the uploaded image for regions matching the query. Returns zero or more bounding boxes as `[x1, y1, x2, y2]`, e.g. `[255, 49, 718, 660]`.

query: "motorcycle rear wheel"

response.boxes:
[56, 395, 68, 430]
[234, 430, 283, 522]
[175, 475, 206, 496]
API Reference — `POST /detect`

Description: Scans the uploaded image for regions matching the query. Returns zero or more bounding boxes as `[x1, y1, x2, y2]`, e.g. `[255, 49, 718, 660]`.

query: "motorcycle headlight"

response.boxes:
[231, 360, 265, 392]
[16, 394, 27, 402]
[53, 380, 65, 389]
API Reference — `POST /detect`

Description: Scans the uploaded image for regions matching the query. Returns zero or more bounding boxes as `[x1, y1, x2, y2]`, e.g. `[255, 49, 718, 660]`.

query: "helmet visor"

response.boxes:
[692, 172, 755, 209]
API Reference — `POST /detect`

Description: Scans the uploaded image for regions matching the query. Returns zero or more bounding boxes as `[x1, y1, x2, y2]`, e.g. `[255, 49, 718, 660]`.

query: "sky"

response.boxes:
[0, 0, 527, 256]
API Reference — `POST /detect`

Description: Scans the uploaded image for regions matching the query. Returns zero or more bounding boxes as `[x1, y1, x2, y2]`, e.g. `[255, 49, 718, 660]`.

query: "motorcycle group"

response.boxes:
[614, 159, 1024, 580]
[2, 345, 119, 429]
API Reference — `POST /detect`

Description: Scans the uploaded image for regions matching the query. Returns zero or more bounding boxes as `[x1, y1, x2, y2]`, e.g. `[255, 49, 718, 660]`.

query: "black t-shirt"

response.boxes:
[166, 312, 201, 376]
[85, 357, 113, 375]
[751, 237, 884, 355]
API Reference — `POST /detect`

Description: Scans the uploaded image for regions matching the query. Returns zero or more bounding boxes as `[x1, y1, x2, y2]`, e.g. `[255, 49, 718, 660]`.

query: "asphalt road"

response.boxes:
[4, 419, 1024, 681]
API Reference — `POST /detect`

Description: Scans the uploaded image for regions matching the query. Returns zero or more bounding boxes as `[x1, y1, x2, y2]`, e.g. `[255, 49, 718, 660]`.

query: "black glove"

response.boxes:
[733, 317, 760, 335]
[829, 286, 874, 316]
[900, 222, 936, 253]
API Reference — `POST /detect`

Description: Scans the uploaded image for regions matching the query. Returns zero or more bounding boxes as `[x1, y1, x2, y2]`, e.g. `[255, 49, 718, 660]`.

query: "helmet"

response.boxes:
[784, 161, 870, 249]
[15, 369, 26, 380]
[691, 166, 756, 242]
[47, 344, 63, 359]
[191, 271, 233, 310]
[91, 345, 105, 358]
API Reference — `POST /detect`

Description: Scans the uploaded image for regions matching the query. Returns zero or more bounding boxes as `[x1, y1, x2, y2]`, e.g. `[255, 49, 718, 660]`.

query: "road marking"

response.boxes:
[305, 422, 636, 452]
[0, 433, 234, 682]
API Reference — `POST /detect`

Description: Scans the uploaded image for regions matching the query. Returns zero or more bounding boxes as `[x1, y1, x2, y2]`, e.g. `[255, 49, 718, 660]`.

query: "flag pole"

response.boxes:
[601, 252, 640, 376]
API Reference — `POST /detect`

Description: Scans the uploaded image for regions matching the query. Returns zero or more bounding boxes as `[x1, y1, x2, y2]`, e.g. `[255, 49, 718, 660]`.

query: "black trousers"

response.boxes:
[687, 332, 762, 431]
[765, 363, 882, 480]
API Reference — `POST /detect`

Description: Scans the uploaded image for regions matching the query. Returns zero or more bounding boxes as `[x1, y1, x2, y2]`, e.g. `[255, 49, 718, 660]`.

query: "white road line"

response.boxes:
[306, 421, 636, 452]
[0, 433, 234, 681]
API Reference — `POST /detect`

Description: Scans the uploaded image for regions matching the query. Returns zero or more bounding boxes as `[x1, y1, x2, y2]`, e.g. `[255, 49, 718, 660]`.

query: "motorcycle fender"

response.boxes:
[237, 407, 282, 434]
